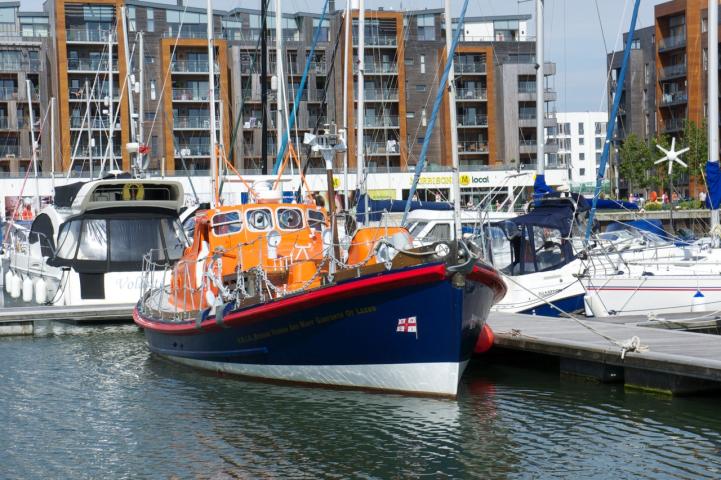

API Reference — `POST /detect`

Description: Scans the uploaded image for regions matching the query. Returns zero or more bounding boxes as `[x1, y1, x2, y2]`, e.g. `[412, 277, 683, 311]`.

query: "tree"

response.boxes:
[618, 133, 654, 193]
[682, 119, 708, 197]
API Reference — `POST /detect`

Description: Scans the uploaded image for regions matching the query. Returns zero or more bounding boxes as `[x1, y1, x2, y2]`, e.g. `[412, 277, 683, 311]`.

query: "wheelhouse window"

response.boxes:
[532, 226, 565, 272]
[423, 223, 450, 243]
[408, 221, 428, 238]
[56, 219, 81, 259]
[307, 209, 326, 230]
[485, 225, 513, 272]
[247, 208, 273, 231]
[211, 211, 242, 236]
[76, 219, 107, 261]
[277, 208, 304, 230]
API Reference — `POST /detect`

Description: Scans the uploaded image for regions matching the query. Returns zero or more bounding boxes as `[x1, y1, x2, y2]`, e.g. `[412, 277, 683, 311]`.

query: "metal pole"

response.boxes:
[444, 0, 462, 242]
[207, 0, 218, 206]
[535, 0, 544, 176]
[50, 97, 55, 191]
[26, 79, 40, 211]
[108, 31, 114, 171]
[261, 0, 269, 175]
[358, 0, 367, 224]
[709, 0, 719, 232]
[86, 80, 93, 178]
[138, 32, 145, 172]
[342, 0, 350, 210]
[275, 0, 284, 158]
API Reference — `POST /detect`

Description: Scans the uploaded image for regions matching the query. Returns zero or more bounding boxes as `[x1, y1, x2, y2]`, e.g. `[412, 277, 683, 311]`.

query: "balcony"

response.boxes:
[174, 116, 220, 130]
[518, 111, 556, 127]
[658, 34, 686, 52]
[0, 61, 41, 72]
[356, 62, 398, 74]
[0, 116, 16, 130]
[172, 89, 220, 102]
[358, 115, 399, 128]
[454, 62, 486, 74]
[457, 114, 488, 127]
[365, 141, 400, 155]
[354, 34, 397, 47]
[67, 58, 117, 72]
[360, 89, 399, 101]
[310, 61, 327, 75]
[456, 88, 487, 101]
[175, 145, 211, 157]
[661, 117, 685, 133]
[0, 144, 21, 157]
[171, 61, 219, 74]
[458, 141, 489, 154]
[306, 116, 327, 128]
[74, 145, 123, 159]
[66, 28, 116, 43]
[660, 91, 688, 107]
[659, 63, 686, 80]
[69, 87, 119, 101]
[69, 117, 111, 129]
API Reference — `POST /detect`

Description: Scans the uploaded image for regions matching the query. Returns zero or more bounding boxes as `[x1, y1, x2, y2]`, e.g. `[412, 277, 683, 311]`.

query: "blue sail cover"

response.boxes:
[706, 161, 721, 209]
[595, 199, 639, 210]
[357, 193, 452, 222]
[533, 174, 553, 202]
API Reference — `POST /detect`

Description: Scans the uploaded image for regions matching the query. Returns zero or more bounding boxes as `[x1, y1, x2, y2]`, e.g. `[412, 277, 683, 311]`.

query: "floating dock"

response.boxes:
[488, 312, 721, 395]
[0, 303, 134, 336]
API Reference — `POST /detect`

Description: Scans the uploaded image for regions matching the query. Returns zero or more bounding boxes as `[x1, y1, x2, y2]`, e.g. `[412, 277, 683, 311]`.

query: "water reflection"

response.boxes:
[1, 332, 721, 479]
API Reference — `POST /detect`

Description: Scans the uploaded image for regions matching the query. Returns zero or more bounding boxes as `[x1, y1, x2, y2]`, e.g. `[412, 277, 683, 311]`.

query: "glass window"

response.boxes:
[211, 211, 242, 236]
[108, 218, 164, 262]
[127, 7, 136, 31]
[408, 221, 428, 238]
[424, 224, 450, 242]
[578, 122, 584, 135]
[277, 208, 304, 230]
[308, 209, 325, 229]
[246, 208, 273, 231]
[533, 226, 564, 271]
[486, 225, 513, 271]
[77, 219, 108, 261]
[0, 8, 15, 24]
[162, 218, 187, 260]
[56, 220, 81, 259]
[146, 8, 155, 32]
[579, 137, 584, 145]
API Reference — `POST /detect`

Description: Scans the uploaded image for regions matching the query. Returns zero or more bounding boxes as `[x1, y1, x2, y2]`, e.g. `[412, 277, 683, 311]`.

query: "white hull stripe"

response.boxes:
[162, 355, 467, 396]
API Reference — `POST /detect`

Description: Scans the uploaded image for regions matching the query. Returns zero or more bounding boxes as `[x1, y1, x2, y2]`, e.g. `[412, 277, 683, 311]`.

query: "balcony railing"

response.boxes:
[176, 145, 211, 157]
[69, 87, 119, 100]
[454, 62, 486, 74]
[74, 146, 123, 158]
[174, 116, 220, 129]
[458, 114, 488, 127]
[365, 141, 401, 155]
[310, 61, 327, 74]
[354, 34, 397, 46]
[66, 28, 115, 43]
[0, 61, 41, 72]
[660, 63, 687, 79]
[356, 62, 398, 74]
[658, 34, 685, 51]
[660, 91, 688, 106]
[458, 141, 489, 153]
[456, 88, 487, 100]
[67, 58, 117, 72]
[361, 89, 399, 101]
[171, 61, 219, 73]
[0, 144, 20, 156]
[662, 118, 685, 132]
[172, 89, 219, 101]
[359, 115, 400, 128]
[0, 116, 15, 129]
[70, 117, 110, 129]
[518, 111, 537, 120]
[306, 116, 327, 128]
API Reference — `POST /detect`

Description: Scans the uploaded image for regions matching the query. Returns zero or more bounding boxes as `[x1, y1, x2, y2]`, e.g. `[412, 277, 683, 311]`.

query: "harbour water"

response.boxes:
[2, 325, 721, 479]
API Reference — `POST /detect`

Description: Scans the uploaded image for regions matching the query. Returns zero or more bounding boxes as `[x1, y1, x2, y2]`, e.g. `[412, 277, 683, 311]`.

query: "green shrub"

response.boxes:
[644, 201, 663, 211]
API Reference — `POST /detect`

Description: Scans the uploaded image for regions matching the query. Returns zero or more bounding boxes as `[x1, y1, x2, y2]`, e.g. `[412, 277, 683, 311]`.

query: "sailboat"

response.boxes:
[580, 0, 721, 318]
[133, 0, 506, 397]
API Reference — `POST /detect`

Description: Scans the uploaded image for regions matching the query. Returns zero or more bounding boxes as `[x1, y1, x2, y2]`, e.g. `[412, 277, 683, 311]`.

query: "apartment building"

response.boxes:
[0, 2, 49, 174]
[549, 111, 608, 185]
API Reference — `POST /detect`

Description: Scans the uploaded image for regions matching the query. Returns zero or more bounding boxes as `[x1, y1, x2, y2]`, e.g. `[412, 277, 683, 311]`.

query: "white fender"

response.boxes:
[10, 272, 21, 298]
[34, 277, 47, 304]
[22, 275, 33, 302]
[4, 268, 12, 293]
[584, 291, 608, 317]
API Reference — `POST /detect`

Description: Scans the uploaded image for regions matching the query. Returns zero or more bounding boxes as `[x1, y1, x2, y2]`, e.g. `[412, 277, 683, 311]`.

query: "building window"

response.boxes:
[416, 84, 426, 92]
[313, 18, 330, 42]
[579, 153, 585, 161]
[127, 6, 136, 31]
[631, 38, 640, 49]
[417, 14, 435, 41]
[595, 137, 603, 150]
[561, 122, 570, 135]
[406, 112, 415, 118]
[420, 55, 425, 74]
[421, 109, 427, 127]
[147, 8, 155, 32]
[579, 168, 586, 176]
[578, 122, 584, 135]
[595, 122, 606, 134]
[702, 16, 708, 33]
[150, 80, 156, 101]
[579, 137, 584, 146]
[404, 56, 414, 66]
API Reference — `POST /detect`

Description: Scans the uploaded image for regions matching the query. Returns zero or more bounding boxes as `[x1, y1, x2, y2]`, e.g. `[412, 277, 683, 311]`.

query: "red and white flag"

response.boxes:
[397, 316, 417, 334]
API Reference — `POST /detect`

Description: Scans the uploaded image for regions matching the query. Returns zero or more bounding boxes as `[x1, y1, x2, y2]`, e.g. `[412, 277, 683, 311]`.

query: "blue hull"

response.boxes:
[137, 264, 501, 396]
[519, 293, 586, 317]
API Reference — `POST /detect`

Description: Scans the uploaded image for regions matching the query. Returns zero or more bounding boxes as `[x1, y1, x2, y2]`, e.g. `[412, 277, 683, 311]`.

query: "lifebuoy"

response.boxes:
[122, 183, 145, 201]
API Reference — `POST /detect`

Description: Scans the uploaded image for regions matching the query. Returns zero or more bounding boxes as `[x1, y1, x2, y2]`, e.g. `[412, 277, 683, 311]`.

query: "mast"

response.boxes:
[261, 0, 269, 174]
[535, 0, 544, 178]
[138, 31, 145, 172]
[275, 0, 284, 157]
[709, 0, 719, 233]
[50, 97, 55, 191]
[342, 0, 351, 210]
[207, 0, 218, 206]
[26, 79, 39, 211]
[86, 80, 93, 178]
[444, 0, 461, 242]
[120, 6, 137, 161]
[107, 30, 114, 171]
[357, 0, 367, 224]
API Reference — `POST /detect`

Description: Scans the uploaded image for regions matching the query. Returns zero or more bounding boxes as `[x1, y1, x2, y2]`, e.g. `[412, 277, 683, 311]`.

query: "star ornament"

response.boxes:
[655, 137, 689, 175]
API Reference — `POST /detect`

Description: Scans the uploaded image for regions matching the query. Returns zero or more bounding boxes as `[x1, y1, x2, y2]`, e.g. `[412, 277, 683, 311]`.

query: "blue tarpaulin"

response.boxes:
[357, 194, 452, 222]
[595, 199, 639, 210]
[706, 161, 721, 209]
[533, 174, 553, 202]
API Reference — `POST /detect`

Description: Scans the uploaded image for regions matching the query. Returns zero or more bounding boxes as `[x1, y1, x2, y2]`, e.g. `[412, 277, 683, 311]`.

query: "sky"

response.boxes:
[24, 0, 670, 112]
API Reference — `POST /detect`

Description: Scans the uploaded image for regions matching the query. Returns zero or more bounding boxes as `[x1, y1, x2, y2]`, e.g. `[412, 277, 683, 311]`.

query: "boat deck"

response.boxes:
[488, 312, 721, 394]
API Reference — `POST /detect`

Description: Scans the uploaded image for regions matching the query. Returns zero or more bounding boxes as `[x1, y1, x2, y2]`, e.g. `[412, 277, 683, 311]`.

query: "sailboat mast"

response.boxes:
[261, 0, 269, 175]
[709, 0, 719, 231]
[108, 31, 114, 171]
[26, 79, 40, 211]
[444, 0, 462, 241]
[535, 0, 544, 178]
[86, 80, 93, 178]
[138, 31, 145, 171]
[357, 0, 367, 224]
[342, 0, 351, 210]
[50, 97, 55, 191]
[275, 0, 284, 157]
[207, 0, 218, 206]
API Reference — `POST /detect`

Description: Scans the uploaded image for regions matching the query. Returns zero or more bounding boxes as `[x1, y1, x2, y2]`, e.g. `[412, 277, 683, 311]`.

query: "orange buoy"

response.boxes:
[474, 323, 495, 354]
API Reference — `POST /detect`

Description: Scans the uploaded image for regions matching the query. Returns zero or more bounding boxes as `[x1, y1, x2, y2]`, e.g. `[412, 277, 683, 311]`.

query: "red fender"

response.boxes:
[474, 323, 495, 354]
